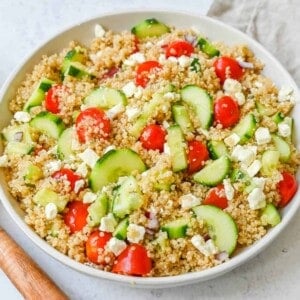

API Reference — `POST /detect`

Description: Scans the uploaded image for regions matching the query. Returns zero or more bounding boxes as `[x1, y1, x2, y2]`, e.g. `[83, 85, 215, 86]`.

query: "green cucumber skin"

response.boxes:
[193, 156, 231, 186]
[193, 205, 238, 255]
[89, 148, 146, 192]
[180, 85, 213, 130]
[87, 194, 108, 227]
[207, 140, 228, 160]
[197, 38, 220, 58]
[161, 218, 189, 239]
[233, 113, 257, 144]
[131, 18, 170, 38]
[172, 104, 194, 134]
[113, 218, 129, 240]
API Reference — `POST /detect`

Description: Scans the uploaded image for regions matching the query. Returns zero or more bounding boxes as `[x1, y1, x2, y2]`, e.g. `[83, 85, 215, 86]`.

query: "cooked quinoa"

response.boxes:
[0, 19, 299, 277]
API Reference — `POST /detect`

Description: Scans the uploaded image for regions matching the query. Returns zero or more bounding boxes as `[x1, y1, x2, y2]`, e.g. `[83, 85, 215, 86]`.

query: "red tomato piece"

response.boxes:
[45, 85, 68, 114]
[203, 184, 228, 209]
[214, 96, 240, 128]
[140, 124, 166, 152]
[86, 231, 112, 264]
[112, 244, 152, 276]
[165, 40, 194, 58]
[278, 172, 298, 207]
[64, 201, 89, 233]
[214, 56, 243, 83]
[135, 61, 161, 87]
[187, 140, 209, 173]
[75, 107, 111, 143]
[52, 168, 81, 191]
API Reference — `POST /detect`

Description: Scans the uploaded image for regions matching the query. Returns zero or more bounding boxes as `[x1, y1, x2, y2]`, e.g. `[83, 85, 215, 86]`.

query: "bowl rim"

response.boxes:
[0, 8, 299, 287]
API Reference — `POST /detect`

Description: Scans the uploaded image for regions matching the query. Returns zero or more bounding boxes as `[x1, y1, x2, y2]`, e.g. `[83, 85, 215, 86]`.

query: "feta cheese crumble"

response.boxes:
[78, 148, 99, 168]
[278, 123, 291, 137]
[180, 193, 201, 209]
[106, 237, 127, 256]
[100, 213, 117, 232]
[45, 203, 58, 220]
[223, 78, 242, 94]
[223, 179, 234, 201]
[45, 160, 62, 174]
[255, 127, 271, 145]
[178, 55, 190, 67]
[106, 103, 124, 119]
[247, 188, 266, 210]
[163, 143, 171, 155]
[191, 235, 218, 256]
[278, 86, 295, 103]
[246, 160, 262, 177]
[127, 224, 145, 243]
[14, 111, 31, 123]
[122, 82, 137, 98]
[83, 191, 97, 204]
[94, 24, 105, 38]
[74, 179, 85, 193]
[224, 133, 240, 147]
[76, 163, 88, 178]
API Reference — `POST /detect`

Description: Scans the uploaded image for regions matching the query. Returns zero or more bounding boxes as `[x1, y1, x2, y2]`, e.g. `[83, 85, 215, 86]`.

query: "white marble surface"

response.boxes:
[0, 1, 300, 299]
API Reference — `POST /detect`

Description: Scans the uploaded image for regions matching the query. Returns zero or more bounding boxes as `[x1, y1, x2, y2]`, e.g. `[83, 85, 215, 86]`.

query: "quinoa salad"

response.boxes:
[0, 18, 299, 277]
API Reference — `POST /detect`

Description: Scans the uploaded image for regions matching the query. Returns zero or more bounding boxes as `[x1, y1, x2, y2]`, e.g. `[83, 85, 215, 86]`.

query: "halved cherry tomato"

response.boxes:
[203, 184, 228, 209]
[140, 124, 166, 152]
[214, 56, 243, 83]
[135, 61, 161, 87]
[112, 244, 152, 276]
[214, 96, 240, 128]
[86, 231, 112, 264]
[64, 201, 89, 233]
[187, 140, 209, 173]
[52, 168, 81, 191]
[75, 107, 111, 143]
[278, 172, 298, 207]
[165, 40, 194, 58]
[45, 85, 68, 114]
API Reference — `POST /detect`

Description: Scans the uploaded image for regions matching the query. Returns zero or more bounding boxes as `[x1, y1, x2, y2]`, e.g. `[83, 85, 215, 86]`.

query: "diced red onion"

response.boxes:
[237, 60, 254, 69]
[184, 34, 198, 46]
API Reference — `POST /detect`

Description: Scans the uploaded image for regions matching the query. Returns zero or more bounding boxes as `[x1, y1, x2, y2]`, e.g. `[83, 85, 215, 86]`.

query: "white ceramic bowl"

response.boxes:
[0, 10, 299, 288]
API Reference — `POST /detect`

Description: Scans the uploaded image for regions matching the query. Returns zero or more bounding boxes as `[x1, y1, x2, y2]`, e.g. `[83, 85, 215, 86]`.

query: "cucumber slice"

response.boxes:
[113, 217, 129, 240]
[233, 113, 257, 144]
[261, 203, 281, 227]
[131, 18, 170, 39]
[230, 169, 248, 182]
[172, 104, 194, 134]
[23, 78, 54, 111]
[89, 148, 146, 192]
[161, 218, 189, 239]
[24, 164, 43, 185]
[112, 176, 143, 218]
[84, 87, 127, 109]
[261, 150, 280, 176]
[57, 127, 74, 160]
[255, 101, 274, 116]
[272, 112, 285, 124]
[193, 205, 238, 255]
[64, 62, 94, 79]
[30, 112, 65, 139]
[207, 140, 228, 160]
[87, 193, 108, 227]
[272, 134, 291, 162]
[129, 93, 163, 138]
[197, 38, 220, 58]
[33, 188, 68, 212]
[180, 85, 213, 129]
[193, 156, 231, 186]
[167, 125, 188, 172]
[62, 47, 86, 74]
[5, 142, 33, 156]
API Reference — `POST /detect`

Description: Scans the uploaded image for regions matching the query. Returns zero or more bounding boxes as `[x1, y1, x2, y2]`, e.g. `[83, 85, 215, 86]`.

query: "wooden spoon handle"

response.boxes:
[0, 228, 68, 300]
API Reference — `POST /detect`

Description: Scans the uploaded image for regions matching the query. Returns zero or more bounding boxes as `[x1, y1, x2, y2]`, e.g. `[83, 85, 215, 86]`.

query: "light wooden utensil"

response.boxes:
[0, 228, 68, 300]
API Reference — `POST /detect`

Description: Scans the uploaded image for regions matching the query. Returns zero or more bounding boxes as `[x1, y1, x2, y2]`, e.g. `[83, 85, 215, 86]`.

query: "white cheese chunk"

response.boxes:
[223, 78, 242, 94]
[238, 148, 256, 167]
[191, 235, 218, 256]
[255, 127, 271, 145]
[167, 56, 178, 63]
[180, 193, 201, 210]
[45, 203, 58, 220]
[129, 52, 145, 63]
[178, 55, 190, 67]
[163, 143, 171, 155]
[76, 163, 88, 178]
[278, 86, 295, 103]
[234, 92, 246, 105]
[127, 224, 145, 243]
[99, 213, 117, 232]
[247, 188, 266, 210]
[106, 103, 124, 119]
[134, 87, 143, 99]
[163, 92, 176, 100]
[125, 107, 140, 121]
[224, 133, 240, 147]
[14, 111, 31, 123]
[252, 177, 266, 189]
[83, 191, 97, 204]
[158, 54, 167, 64]
[0, 155, 8, 167]
[106, 237, 127, 256]
[223, 179, 234, 201]
[278, 123, 291, 137]
[122, 82, 137, 98]
[45, 160, 62, 174]
[74, 179, 85, 193]
[94, 24, 105, 38]
[78, 148, 99, 168]
[246, 160, 262, 177]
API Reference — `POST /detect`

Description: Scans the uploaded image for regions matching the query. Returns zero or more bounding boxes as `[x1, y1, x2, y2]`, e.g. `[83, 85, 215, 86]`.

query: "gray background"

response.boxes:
[0, 1, 299, 299]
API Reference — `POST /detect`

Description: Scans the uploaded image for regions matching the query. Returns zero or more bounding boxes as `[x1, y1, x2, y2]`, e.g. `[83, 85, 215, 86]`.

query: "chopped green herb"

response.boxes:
[190, 58, 201, 72]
